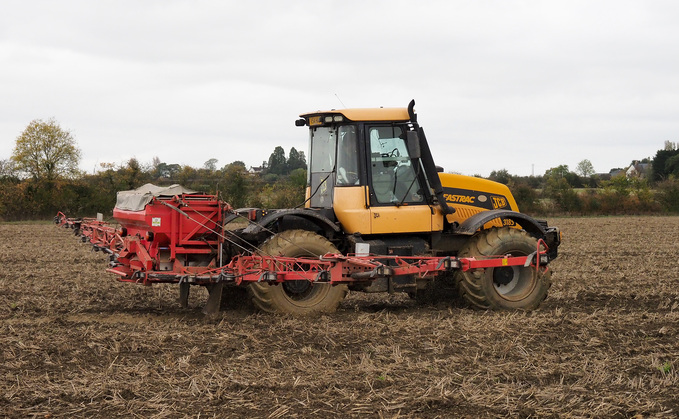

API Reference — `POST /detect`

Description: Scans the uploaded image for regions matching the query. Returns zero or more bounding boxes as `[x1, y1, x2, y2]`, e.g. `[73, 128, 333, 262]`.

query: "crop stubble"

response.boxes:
[1, 217, 678, 418]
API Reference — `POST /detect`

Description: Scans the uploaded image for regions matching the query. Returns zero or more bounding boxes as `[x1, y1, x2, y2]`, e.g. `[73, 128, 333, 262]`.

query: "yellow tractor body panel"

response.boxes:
[431, 207, 445, 231]
[369, 204, 433, 234]
[333, 187, 371, 233]
[300, 107, 410, 122]
[333, 186, 436, 234]
[438, 173, 520, 229]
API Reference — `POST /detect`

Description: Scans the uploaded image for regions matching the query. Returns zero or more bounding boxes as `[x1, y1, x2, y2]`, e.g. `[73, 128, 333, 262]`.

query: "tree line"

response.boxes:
[1, 119, 679, 220]
[488, 144, 679, 215]
[0, 119, 309, 220]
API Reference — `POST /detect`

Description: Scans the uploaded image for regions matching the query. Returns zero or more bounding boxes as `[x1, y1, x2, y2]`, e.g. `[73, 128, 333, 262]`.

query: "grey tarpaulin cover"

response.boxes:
[115, 183, 199, 211]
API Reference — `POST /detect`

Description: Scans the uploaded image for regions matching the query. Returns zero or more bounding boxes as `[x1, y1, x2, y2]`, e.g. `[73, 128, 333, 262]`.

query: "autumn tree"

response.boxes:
[0, 159, 17, 179]
[12, 118, 81, 181]
[576, 159, 595, 177]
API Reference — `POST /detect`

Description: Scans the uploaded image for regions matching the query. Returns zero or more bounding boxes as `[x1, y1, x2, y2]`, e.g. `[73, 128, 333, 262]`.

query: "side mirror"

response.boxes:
[406, 131, 421, 159]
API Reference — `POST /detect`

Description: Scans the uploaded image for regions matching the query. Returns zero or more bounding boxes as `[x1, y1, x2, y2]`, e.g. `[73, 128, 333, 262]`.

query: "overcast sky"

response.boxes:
[2, 0, 678, 177]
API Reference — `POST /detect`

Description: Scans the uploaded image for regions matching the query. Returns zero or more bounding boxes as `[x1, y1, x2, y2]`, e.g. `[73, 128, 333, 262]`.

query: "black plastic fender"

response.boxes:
[454, 209, 546, 238]
[241, 209, 340, 235]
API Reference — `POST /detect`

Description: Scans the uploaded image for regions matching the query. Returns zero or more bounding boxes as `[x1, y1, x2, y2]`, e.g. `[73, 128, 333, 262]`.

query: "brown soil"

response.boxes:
[1, 217, 678, 418]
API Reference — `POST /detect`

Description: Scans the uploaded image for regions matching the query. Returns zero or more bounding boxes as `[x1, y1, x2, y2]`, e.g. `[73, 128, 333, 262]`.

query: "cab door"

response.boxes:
[366, 126, 432, 234]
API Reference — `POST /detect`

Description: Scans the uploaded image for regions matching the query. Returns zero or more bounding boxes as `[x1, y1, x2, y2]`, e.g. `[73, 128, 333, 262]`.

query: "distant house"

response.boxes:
[248, 166, 264, 175]
[608, 168, 626, 178]
[626, 161, 651, 179]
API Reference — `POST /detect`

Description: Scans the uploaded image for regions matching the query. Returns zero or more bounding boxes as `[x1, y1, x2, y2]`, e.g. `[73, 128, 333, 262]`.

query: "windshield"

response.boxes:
[309, 127, 336, 173]
[308, 126, 336, 208]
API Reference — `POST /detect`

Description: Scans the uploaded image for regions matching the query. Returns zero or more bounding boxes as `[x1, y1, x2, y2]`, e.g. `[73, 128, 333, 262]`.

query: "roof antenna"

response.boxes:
[334, 93, 347, 108]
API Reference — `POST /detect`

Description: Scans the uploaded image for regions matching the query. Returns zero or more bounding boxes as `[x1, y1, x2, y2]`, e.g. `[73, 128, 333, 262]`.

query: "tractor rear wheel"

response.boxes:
[248, 230, 348, 315]
[457, 227, 551, 310]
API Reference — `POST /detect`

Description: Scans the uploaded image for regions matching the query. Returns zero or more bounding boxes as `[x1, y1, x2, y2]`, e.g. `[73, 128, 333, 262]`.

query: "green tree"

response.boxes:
[489, 169, 511, 184]
[225, 160, 246, 169]
[545, 176, 580, 213]
[221, 162, 249, 208]
[203, 158, 218, 172]
[175, 165, 197, 187]
[118, 158, 149, 189]
[545, 164, 581, 188]
[288, 167, 307, 191]
[656, 178, 679, 212]
[12, 118, 81, 181]
[510, 183, 541, 214]
[663, 154, 679, 177]
[288, 147, 307, 171]
[651, 145, 679, 182]
[544, 165, 570, 179]
[267, 146, 288, 175]
[153, 162, 181, 180]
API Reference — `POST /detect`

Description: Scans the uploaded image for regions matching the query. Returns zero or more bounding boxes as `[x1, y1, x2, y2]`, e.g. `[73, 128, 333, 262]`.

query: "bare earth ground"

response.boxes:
[1, 217, 678, 418]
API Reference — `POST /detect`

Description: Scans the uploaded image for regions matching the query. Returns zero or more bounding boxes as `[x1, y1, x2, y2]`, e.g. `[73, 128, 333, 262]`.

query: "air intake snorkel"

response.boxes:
[407, 100, 455, 215]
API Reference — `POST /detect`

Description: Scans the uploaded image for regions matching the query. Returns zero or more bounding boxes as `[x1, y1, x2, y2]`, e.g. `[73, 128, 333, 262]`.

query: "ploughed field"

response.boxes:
[1, 217, 678, 418]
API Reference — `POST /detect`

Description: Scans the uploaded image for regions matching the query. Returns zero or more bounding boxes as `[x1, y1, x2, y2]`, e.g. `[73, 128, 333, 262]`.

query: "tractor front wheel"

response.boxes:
[248, 230, 348, 315]
[457, 227, 551, 310]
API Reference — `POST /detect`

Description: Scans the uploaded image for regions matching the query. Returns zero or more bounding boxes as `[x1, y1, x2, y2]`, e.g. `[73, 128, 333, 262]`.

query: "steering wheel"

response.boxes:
[338, 167, 358, 185]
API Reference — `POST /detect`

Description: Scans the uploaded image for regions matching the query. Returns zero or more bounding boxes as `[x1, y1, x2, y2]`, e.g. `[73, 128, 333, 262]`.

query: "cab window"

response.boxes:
[336, 125, 359, 186]
[369, 126, 423, 204]
[308, 126, 336, 208]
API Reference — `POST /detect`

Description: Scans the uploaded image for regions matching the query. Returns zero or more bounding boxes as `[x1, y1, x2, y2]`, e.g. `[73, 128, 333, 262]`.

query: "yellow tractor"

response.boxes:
[235, 100, 560, 314]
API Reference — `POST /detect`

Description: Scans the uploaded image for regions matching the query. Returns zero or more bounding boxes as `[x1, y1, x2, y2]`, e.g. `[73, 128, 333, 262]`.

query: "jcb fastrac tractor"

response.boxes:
[57, 100, 560, 315]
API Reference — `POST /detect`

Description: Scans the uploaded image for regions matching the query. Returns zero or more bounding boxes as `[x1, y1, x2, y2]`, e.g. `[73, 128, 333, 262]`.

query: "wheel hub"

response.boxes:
[492, 266, 522, 296]
[283, 280, 312, 295]
[493, 267, 515, 286]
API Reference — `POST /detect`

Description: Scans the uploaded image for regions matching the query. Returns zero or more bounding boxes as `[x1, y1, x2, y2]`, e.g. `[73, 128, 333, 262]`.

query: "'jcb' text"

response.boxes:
[444, 194, 475, 204]
[491, 196, 508, 209]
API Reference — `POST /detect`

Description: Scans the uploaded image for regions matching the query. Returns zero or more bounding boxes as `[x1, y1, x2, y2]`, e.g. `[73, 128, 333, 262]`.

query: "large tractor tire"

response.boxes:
[457, 227, 551, 310]
[248, 230, 348, 315]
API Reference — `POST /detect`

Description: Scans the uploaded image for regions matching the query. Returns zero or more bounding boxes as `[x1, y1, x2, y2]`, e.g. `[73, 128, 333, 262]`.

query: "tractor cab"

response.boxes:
[296, 104, 446, 235]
